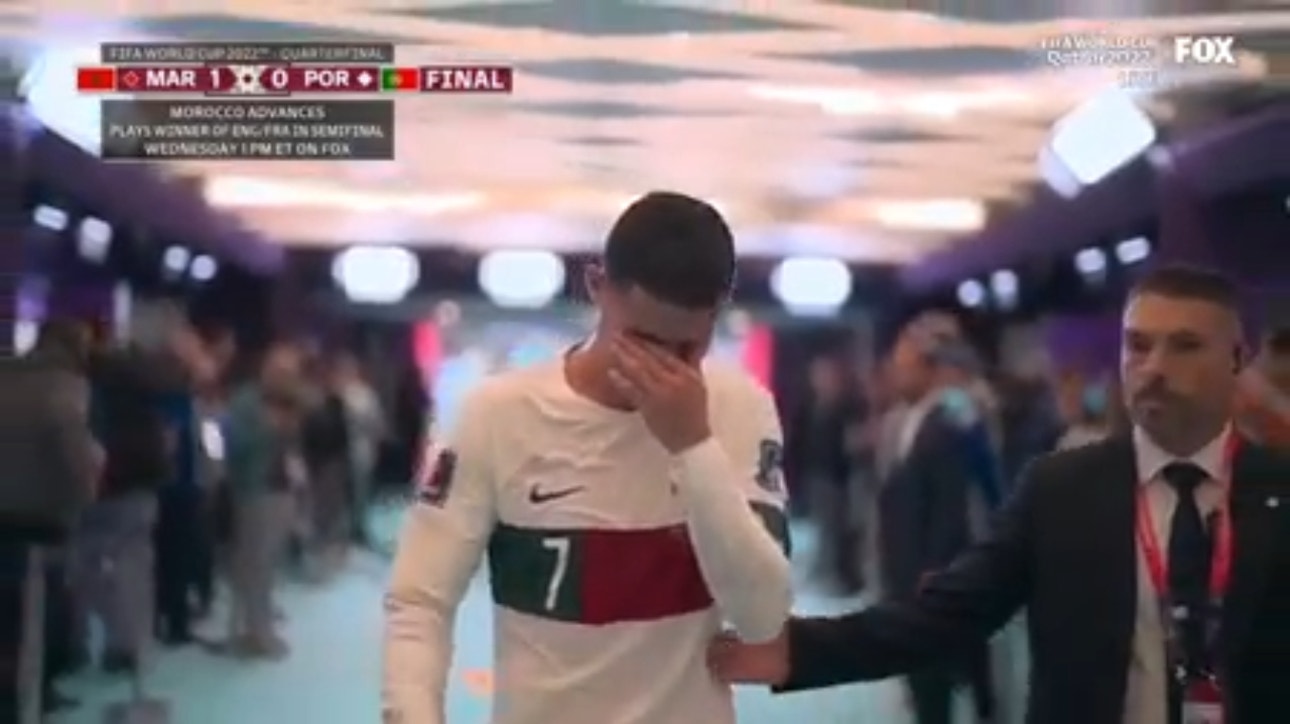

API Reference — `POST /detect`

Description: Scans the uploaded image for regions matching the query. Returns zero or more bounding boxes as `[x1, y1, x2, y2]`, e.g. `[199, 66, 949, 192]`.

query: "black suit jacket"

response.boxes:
[877, 405, 973, 599]
[780, 435, 1290, 724]
[89, 348, 180, 497]
[786, 397, 863, 486]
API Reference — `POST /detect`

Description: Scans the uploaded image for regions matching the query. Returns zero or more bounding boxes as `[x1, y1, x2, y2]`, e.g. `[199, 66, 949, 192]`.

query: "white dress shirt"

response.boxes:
[1124, 427, 1228, 724]
[895, 391, 942, 462]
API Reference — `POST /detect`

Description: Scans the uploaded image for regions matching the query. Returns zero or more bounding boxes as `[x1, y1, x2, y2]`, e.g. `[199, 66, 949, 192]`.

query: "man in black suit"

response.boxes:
[710, 265, 1290, 724]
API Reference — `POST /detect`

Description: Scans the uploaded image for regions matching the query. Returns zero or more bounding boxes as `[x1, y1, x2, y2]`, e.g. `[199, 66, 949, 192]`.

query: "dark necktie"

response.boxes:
[1161, 461, 1213, 724]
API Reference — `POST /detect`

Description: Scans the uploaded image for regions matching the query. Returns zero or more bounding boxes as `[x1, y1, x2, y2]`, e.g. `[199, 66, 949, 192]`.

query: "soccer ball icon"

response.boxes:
[229, 65, 263, 94]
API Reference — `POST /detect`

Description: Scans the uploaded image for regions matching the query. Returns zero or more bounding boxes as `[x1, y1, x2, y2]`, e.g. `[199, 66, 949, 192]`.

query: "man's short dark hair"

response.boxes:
[1129, 264, 1239, 311]
[603, 191, 736, 309]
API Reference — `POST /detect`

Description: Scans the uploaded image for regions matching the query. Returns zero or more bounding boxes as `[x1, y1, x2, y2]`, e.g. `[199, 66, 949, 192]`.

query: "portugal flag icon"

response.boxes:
[381, 67, 419, 91]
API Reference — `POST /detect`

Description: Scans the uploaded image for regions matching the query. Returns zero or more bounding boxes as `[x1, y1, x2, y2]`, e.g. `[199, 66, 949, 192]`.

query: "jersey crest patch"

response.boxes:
[416, 448, 457, 507]
[754, 439, 784, 493]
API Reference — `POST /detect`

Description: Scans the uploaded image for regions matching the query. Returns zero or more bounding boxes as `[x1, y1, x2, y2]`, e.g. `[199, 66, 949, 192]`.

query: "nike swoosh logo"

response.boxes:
[528, 485, 585, 504]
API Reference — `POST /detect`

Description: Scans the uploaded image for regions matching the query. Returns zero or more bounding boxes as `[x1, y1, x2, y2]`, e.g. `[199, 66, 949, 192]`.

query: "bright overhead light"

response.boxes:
[190, 255, 218, 281]
[478, 250, 565, 309]
[1049, 88, 1156, 186]
[1115, 237, 1150, 264]
[990, 269, 1018, 297]
[1075, 247, 1107, 275]
[204, 176, 485, 214]
[77, 217, 112, 262]
[769, 257, 852, 314]
[163, 246, 190, 273]
[870, 199, 985, 232]
[957, 280, 985, 308]
[20, 43, 103, 154]
[332, 246, 419, 304]
[33, 205, 68, 231]
[749, 85, 1027, 118]
[901, 92, 964, 119]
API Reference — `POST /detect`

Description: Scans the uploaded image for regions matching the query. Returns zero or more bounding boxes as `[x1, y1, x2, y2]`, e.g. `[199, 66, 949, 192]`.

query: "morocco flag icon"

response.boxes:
[381, 67, 419, 91]
[77, 67, 116, 91]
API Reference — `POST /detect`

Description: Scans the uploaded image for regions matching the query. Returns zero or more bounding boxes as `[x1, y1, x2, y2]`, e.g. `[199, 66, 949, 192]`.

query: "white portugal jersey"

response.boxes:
[383, 358, 791, 724]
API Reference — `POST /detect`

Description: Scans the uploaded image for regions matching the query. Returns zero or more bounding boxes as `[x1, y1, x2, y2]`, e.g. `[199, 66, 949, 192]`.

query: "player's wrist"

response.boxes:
[663, 427, 712, 455]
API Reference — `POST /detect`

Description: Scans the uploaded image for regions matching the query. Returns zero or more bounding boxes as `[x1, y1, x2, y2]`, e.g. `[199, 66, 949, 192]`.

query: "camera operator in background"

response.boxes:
[0, 320, 100, 721]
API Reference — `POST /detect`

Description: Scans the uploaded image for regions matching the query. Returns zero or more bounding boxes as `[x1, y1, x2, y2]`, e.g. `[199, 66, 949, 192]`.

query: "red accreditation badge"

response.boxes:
[1181, 677, 1224, 724]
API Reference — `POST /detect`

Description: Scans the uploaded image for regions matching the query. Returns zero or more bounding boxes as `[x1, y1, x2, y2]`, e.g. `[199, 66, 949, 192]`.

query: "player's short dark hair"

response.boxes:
[602, 191, 736, 309]
[1266, 329, 1290, 354]
[1129, 264, 1239, 311]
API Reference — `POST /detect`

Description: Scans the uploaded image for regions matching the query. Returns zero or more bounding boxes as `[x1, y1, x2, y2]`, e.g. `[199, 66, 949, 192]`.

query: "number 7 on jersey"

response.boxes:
[542, 537, 570, 611]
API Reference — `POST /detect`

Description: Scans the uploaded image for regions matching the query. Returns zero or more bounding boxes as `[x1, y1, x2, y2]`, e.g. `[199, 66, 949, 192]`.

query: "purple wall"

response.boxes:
[1043, 313, 1121, 374]
[1040, 185, 1290, 369]
[907, 108, 1290, 291]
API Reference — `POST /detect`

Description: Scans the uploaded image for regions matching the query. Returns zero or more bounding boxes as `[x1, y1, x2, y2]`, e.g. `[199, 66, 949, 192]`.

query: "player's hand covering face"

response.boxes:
[608, 335, 712, 454]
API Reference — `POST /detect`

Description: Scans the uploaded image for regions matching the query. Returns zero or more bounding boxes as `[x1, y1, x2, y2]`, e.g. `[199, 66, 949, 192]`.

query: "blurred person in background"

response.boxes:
[850, 365, 892, 596]
[190, 325, 236, 620]
[873, 320, 996, 724]
[930, 341, 1001, 724]
[936, 347, 1003, 514]
[77, 328, 179, 673]
[1054, 371, 1113, 450]
[152, 323, 217, 647]
[786, 354, 865, 594]
[300, 354, 353, 569]
[332, 353, 384, 546]
[0, 319, 99, 719]
[996, 370, 1062, 494]
[1234, 327, 1290, 448]
[222, 342, 303, 658]
[382, 361, 431, 494]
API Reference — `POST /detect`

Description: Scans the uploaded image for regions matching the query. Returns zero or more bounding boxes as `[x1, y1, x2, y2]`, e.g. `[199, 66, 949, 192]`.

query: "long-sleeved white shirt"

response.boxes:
[382, 358, 791, 724]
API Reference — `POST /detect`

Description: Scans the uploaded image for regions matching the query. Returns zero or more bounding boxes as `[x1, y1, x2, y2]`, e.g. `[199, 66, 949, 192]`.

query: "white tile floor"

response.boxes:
[53, 516, 1025, 724]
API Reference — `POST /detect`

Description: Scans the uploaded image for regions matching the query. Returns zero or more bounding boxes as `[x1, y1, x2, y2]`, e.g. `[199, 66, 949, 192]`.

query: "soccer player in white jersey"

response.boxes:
[382, 191, 793, 724]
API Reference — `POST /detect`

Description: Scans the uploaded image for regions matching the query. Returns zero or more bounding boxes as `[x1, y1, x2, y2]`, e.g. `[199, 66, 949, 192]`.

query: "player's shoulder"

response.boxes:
[456, 361, 564, 416]
[701, 360, 776, 413]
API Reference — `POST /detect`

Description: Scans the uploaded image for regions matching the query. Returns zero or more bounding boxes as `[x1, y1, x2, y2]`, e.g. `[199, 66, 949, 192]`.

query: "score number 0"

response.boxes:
[263, 67, 290, 92]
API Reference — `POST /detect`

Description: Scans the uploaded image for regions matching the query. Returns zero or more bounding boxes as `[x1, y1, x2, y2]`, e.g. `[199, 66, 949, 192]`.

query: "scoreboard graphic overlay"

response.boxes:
[78, 42, 514, 161]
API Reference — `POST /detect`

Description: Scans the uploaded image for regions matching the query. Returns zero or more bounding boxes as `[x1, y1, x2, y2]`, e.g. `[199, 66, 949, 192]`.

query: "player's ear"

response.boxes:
[584, 262, 606, 305]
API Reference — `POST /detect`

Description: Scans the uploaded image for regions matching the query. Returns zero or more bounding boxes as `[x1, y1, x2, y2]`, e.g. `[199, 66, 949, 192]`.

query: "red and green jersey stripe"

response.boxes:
[487, 503, 788, 625]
